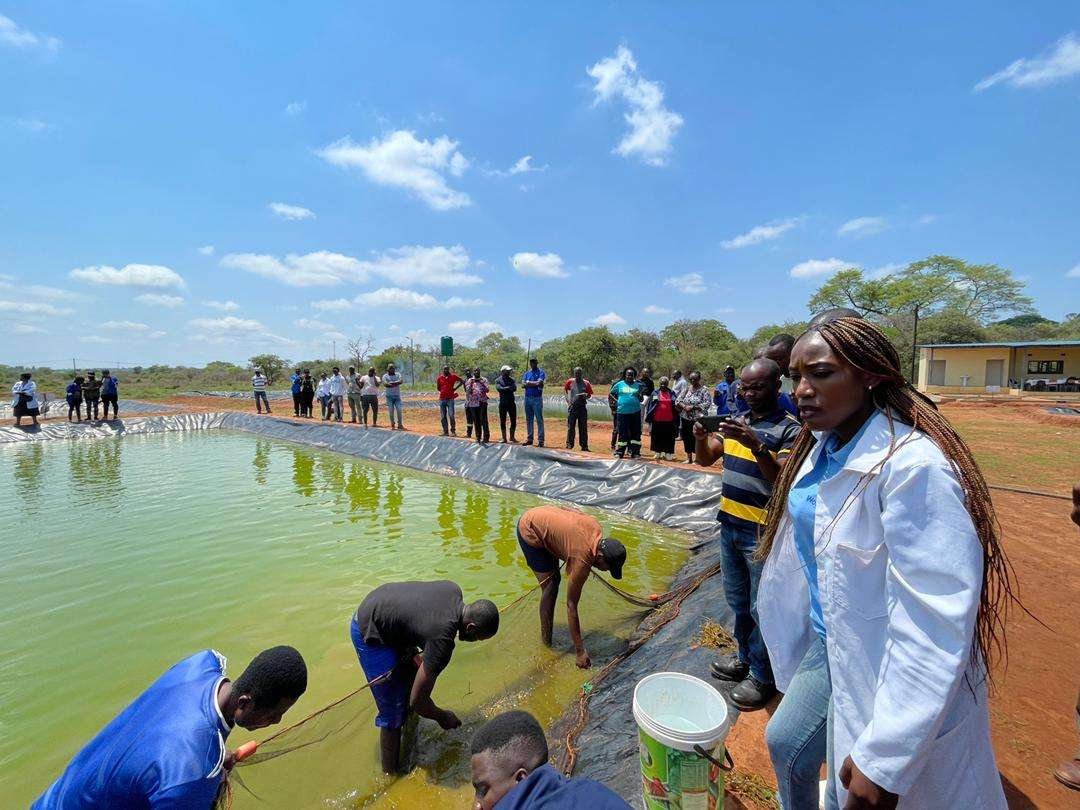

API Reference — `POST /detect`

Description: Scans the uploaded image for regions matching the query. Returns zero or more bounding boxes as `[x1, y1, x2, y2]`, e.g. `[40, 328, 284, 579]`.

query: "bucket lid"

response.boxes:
[632, 671, 731, 749]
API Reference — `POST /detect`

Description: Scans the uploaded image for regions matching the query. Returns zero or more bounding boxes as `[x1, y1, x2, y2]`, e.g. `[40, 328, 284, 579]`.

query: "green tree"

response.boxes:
[248, 354, 288, 385]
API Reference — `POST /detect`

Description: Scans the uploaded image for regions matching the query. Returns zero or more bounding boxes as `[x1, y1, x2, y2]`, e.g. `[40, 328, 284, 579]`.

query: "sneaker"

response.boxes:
[731, 677, 777, 711]
[710, 655, 749, 682]
[523, 438, 533, 446]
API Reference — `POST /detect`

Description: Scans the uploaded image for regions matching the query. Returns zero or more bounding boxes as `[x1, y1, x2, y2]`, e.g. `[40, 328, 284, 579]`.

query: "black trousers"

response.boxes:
[566, 402, 589, 449]
[361, 394, 378, 425]
[101, 394, 118, 418]
[499, 400, 517, 440]
[85, 397, 100, 419]
[292, 392, 302, 415]
[616, 411, 642, 457]
[473, 402, 490, 442]
[300, 392, 314, 417]
[650, 419, 677, 453]
[680, 419, 698, 454]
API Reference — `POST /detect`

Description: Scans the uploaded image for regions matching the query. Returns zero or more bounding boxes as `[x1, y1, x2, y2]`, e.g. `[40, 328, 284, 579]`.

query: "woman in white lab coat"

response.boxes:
[12, 371, 41, 427]
[757, 317, 1012, 809]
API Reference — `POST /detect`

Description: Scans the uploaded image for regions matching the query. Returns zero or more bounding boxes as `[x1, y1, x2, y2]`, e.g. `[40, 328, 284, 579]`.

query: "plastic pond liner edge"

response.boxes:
[0, 412, 736, 805]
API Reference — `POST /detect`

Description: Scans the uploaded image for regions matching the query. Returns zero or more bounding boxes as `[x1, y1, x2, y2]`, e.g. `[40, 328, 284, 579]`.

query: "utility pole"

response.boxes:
[72, 358, 77, 374]
[407, 337, 416, 386]
[332, 340, 336, 362]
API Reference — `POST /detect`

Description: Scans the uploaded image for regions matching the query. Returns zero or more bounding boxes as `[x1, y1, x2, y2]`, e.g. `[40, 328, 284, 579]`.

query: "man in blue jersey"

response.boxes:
[470, 710, 629, 809]
[33, 645, 307, 809]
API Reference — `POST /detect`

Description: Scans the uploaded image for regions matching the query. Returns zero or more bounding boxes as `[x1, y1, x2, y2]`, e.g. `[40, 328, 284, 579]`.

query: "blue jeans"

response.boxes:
[524, 397, 544, 442]
[765, 634, 836, 810]
[386, 394, 403, 427]
[719, 521, 772, 684]
[439, 399, 456, 433]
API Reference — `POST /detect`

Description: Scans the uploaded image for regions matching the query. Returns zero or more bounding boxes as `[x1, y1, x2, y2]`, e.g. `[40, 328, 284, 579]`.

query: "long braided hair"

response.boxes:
[757, 317, 1017, 679]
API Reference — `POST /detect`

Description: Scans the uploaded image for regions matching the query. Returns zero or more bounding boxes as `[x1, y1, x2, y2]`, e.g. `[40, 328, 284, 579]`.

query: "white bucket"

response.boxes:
[633, 671, 732, 751]
[633, 672, 733, 809]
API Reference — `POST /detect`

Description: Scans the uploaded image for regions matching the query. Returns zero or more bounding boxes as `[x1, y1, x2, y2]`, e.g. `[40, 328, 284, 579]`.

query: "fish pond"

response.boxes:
[1, 430, 689, 807]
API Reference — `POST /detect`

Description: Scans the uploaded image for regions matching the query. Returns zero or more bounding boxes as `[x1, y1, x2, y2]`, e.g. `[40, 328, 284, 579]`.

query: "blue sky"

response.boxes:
[3, 2, 1079, 367]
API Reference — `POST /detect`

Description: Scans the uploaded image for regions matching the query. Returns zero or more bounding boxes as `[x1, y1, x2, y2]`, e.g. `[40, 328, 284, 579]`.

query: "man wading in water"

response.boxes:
[516, 506, 627, 669]
[350, 581, 500, 773]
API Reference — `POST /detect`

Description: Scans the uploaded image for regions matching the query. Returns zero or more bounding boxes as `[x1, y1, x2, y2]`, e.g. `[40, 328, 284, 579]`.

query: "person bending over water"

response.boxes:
[470, 710, 630, 809]
[350, 580, 499, 773]
[516, 505, 627, 669]
[33, 646, 307, 809]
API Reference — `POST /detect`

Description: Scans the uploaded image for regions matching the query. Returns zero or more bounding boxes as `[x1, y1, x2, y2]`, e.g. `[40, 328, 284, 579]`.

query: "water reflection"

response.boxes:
[460, 489, 491, 560]
[345, 464, 381, 516]
[437, 483, 458, 544]
[291, 448, 315, 498]
[496, 501, 519, 569]
[252, 439, 271, 486]
[11, 444, 45, 511]
[384, 472, 404, 540]
[68, 439, 123, 508]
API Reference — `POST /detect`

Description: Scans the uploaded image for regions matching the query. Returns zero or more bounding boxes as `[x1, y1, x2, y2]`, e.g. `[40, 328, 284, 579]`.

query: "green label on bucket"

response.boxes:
[638, 728, 724, 810]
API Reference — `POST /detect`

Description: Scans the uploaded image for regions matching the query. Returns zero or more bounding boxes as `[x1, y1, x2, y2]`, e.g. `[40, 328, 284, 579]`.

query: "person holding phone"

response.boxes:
[694, 358, 800, 710]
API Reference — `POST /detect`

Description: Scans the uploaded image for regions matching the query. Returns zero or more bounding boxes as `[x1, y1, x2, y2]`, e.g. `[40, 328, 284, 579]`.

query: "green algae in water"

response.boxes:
[0, 431, 690, 808]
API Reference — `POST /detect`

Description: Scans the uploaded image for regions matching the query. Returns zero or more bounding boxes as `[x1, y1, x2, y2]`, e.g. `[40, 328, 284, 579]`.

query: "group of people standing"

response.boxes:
[262, 365, 406, 429]
[10, 370, 119, 428]
[436, 358, 549, 446]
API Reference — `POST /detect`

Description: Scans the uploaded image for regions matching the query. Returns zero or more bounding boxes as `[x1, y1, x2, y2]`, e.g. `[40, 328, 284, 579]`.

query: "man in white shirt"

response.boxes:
[252, 370, 271, 414]
[328, 366, 347, 422]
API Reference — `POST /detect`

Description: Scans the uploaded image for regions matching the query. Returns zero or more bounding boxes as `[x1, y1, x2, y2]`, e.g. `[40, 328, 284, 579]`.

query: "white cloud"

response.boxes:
[975, 33, 1080, 91]
[187, 316, 292, 347]
[1066, 263, 1080, 279]
[0, 277, 86, 301]
[0, 300, 73, 316]
[81, 335, 113, 344]
[311, 298, 354, 312]
[101, 320, 152, 331]
[664, 272, 706, 294]
[643, 304, 673, 315]
[868, 262, 905, 279]
[317, 130, 471, 210]
[135, 293, 184, 308]
[221, 251, 367, 287]
[721, 217, 802, 249]
[203, 299, 240, 312]
[353, 287, 488, 310]
[592, 311, 627, 327]
[197, 245, 215, 256]
[361, 244, 481, 287]
[7, 322, 47, 335]
[587, 45, 683, 166]
[269, 202, 316, 221]
[285, 100, 306, 116]
[511, 252, 568, 279]
[0, 14, 60, 52]
[789, 258, 855, 279]
[294, 317, 338, 331]
[916, 214, 938, 226]
[15, 117, 52, 134]
[70, 263, 185, 289]
[838, 216, 888, 238]
[447, 320, 501, 333]
[488, 155, 548, 178]
[223, 244, 480, 289]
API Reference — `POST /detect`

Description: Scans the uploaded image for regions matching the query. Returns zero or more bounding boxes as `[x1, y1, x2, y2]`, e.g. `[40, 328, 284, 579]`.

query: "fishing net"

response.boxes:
[213, 565, 715, 809]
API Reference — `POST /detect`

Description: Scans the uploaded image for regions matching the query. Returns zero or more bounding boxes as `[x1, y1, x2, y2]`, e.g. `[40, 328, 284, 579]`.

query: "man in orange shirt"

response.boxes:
[516, 505, 627, 669]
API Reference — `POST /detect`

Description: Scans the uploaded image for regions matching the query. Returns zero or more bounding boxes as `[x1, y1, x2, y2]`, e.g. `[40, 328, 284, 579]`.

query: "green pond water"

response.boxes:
[1, 430, 689, 808]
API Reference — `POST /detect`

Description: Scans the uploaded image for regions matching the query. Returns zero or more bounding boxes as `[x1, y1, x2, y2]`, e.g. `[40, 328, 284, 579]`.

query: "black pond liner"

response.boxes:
[0, 412, 737, 805]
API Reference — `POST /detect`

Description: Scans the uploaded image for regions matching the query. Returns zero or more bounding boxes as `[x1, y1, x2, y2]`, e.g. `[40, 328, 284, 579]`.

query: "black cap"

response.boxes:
[598, 538, 626, 580]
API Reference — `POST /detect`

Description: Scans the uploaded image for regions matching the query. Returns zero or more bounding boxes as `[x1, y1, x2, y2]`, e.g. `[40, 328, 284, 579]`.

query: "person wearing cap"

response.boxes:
[495, 365, 518, 443]
[516, 505, 627, 669]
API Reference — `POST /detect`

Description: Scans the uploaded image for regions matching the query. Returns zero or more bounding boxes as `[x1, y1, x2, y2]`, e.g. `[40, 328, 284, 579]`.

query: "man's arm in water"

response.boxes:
[410, 661, 461, 729]
[566, 566, 591, 669]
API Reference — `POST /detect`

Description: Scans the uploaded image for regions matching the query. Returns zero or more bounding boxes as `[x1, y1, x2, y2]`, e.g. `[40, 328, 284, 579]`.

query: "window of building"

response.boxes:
[1027, 360, 1064, 374]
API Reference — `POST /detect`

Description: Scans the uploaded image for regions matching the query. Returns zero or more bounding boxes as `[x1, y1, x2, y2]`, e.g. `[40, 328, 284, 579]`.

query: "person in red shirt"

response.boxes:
[436, 364, 465, 436]
[645, 376, 678, 459]
[564, 367, 593, 451]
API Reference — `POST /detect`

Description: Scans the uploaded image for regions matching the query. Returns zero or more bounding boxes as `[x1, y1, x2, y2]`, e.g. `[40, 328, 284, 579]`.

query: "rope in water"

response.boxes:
[561, 560, 724, 776]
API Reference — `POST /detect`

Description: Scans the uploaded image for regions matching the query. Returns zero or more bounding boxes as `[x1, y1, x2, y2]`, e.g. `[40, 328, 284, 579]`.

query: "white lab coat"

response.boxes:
[327, 373, 347, 397]
[315, 379, 330, 398]
[758, 409, 1006, 808]
[11, 379, 41, 410]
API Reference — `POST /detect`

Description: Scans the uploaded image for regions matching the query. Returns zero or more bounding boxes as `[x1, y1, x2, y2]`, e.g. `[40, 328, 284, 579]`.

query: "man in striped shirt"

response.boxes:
[693, 358, 800, 710]
[252, 369, 271, 414]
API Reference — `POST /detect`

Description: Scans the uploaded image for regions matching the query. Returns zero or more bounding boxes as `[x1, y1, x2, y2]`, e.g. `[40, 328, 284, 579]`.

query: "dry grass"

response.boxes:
[726, 768, 781, 809]
[695, 618, 737, 654]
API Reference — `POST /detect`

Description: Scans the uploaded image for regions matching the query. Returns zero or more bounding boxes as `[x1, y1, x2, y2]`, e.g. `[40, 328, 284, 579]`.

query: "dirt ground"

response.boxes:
[6, 396, 1077, 807]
